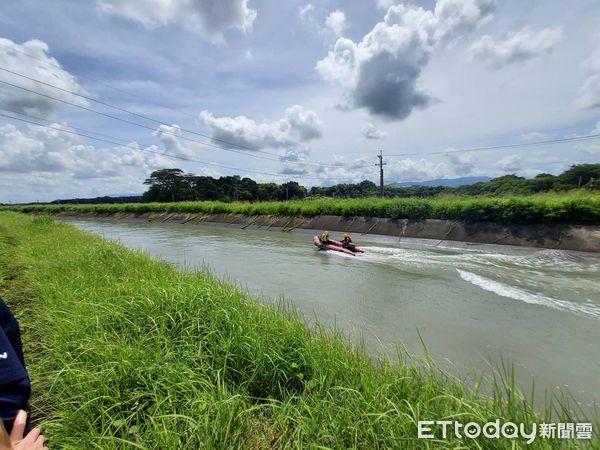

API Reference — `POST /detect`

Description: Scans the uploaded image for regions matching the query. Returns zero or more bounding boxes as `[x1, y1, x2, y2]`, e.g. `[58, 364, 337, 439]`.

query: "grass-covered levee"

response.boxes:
[0, 212, 596, 448]
[5, 191, 600, 225]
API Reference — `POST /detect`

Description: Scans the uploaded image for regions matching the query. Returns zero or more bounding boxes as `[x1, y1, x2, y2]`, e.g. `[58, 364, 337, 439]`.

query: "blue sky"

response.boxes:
[0, 0, 599, 202]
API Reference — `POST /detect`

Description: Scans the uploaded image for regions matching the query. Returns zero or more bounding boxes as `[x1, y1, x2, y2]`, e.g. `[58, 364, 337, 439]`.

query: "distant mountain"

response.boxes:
[392, 176, 492, 187]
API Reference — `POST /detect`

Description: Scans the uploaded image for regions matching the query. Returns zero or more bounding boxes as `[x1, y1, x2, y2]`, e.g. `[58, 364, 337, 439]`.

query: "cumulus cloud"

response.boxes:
[280, 149, 481, 185]
[576, 121, 600, 156]
[497, 154, 522, 172]
[279, 147, 311, 163]
[469, 26, 563, 68]
[152, 124, 200, 159]
[520, 131, 548, 141]
[298, 3, 314, 22]
[388, 152, 478, 180]
[575, 42, 600, 109]
[0, 122, 168, 179]
[281, 163, 310, 175]
[445, 151, 477, 175]
[325, 10, 347, 37]
[378, 153, 478, 182]
[198, 105, 324, 150]
[316, 0, 494, 120]
[97, 0, 256, 41]
[361, 122, 388, 139]
[375, 0, 396, 10]
[386, 158, 447, 181]
[0, 38, 87, 118]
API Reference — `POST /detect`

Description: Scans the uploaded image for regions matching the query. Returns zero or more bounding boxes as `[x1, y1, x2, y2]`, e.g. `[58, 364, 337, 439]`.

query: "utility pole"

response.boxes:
[376, 150, 387, 198]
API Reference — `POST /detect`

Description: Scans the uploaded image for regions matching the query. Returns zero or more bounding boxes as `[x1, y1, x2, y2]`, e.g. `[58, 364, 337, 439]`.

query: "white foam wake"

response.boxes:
[457, 269, 600, 320]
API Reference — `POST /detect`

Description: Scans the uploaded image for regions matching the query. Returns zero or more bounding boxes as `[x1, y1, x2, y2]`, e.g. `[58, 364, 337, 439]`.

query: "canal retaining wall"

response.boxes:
[57, 211, 600, 252]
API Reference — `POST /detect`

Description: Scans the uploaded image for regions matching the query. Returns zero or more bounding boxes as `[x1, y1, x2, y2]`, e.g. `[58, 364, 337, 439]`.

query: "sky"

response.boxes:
[0, 0, 599, 203]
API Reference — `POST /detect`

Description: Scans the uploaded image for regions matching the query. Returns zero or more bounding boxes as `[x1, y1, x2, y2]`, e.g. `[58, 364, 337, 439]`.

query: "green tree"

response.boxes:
[279, 181, 307, 200]
[558, 164, 600, 187]
[143, 168, 189, 202]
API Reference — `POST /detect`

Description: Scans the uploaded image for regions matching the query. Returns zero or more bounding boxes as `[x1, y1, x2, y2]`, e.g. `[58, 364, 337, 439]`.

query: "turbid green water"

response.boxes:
[65, 218, 600, 414]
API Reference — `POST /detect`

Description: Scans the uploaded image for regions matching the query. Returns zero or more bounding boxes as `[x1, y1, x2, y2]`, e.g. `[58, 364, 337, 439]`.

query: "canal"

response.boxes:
[65, 217, 600, 414]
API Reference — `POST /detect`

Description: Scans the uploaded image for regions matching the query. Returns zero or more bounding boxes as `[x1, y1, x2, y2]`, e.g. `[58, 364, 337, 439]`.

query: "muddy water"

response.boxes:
[65, 218, 600, 414]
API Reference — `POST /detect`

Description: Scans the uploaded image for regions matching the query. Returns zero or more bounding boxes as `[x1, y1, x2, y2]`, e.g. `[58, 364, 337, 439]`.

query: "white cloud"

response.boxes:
[497, 154, 522, 172]
[469, 26, 563, 69]
[576, 75, 600, 109]
[281, 163, 310, 176]
[0, 122, 168, 179]
[198, 105, 324, 150]
[369, 152, 476, 182]
[445, 151, 477, 175]
[577, 121, 600, 156]
[97, 0, 257, 41]
[375, 0, 396, 10]
[298, 3, 314, 22]
[325, 10, 347, 37]
[578, 142, 600, 156]
[361, 122, 388, 139]
[316, 0, 494, 120]
[520, 131, 548, 141]
[430, 0, 495, 44]
[152, 124, 198, 158]
[575, 42, 600, 109]
[0, 38, 87, 118]
[279, 147, 311, 163]
[384, 152, 479, 181]
[280, 150, 480, 184]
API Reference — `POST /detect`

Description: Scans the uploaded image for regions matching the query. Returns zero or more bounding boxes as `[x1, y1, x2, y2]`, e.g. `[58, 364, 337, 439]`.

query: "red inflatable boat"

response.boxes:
[313, 235, 364, 256]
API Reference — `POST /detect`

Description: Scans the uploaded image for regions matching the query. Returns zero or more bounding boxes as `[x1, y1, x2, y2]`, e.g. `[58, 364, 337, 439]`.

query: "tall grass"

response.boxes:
[4, 192, 599, 225]
[0, 211, 596, 448]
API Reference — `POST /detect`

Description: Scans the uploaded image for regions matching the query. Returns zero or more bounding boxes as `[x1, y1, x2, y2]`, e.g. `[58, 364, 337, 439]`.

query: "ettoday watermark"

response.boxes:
[418, 420, 593, 444]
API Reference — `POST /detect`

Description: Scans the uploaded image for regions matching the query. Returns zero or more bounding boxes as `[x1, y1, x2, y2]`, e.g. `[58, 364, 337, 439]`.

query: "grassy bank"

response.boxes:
[4, 192, 600, 225]
[0, 211, 596, 448]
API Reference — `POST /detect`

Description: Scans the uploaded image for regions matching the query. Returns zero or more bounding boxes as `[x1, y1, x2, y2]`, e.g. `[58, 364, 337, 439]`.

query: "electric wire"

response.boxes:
[0, 65, 348, 168]
[0, 111, 365, 182]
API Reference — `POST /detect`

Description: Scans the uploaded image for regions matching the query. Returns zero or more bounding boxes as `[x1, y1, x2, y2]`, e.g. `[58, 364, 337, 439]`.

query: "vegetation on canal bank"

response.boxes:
[3, 191, 600, 225]
[0, 212, 596, 448]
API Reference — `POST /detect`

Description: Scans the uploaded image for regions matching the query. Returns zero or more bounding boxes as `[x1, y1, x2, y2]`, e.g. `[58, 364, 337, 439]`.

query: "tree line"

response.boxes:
[41, 163, 598, 205]
[141, 164, 599, 203]
[142, 169, 309, 202]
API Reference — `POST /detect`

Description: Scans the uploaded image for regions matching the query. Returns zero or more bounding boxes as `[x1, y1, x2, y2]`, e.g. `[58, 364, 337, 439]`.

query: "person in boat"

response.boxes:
[320, 230, 331, 245]
[340, 233, 356, 251]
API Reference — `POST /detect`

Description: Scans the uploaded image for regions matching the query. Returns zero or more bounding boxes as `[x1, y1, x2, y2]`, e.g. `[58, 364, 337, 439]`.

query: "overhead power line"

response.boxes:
[0, 65, 347, 169]
[3, 42, 597, 166]
[0, 40, 201, 121]
[0, 110, 283, 177]
[0, 77, 292, 164]
[385, 133, 600, 157]
[1, 107, 136, 146]
[0, 110, 365, 182]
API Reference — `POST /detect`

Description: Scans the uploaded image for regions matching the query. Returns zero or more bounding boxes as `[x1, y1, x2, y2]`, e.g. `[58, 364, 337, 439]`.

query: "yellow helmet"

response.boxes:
[343, 233, 349, 237]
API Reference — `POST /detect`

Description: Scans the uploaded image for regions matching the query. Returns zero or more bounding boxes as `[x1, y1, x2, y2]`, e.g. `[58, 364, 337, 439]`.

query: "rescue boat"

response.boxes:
[313, 235, 365, 256]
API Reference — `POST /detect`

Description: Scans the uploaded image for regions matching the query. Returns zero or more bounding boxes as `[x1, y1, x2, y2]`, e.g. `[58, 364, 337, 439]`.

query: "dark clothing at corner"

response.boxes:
[0, 297, 31, 434]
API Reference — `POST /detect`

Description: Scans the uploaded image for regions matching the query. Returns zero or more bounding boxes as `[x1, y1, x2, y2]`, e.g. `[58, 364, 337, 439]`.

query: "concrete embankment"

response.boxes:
[57, 211, 600, 252]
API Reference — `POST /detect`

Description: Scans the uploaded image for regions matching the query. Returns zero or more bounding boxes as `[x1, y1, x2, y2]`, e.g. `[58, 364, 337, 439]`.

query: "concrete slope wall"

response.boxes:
[59, 211, 600, 252]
